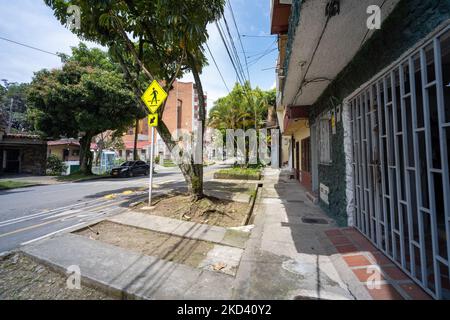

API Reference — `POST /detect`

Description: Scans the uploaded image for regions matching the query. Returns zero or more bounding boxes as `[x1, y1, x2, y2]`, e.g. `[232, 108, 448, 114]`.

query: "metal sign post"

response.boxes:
[148, 126, 155, 206]
[141, 80, 167, 207]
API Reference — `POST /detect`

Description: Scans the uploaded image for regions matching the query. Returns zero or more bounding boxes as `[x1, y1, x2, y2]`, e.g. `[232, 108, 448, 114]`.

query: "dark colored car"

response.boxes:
[110, 161, 150, 177]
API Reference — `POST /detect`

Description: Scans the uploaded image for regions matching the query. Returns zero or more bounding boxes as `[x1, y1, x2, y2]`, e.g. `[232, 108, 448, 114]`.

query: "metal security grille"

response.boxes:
[349, 24, 450, 299]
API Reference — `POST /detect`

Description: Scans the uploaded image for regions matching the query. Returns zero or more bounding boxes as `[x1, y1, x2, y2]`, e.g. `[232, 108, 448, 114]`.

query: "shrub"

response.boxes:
[46, 154, 67, 175]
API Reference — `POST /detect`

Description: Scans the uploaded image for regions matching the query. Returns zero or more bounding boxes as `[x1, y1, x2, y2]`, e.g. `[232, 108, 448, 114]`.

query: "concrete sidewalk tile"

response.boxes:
[365, 284, 404, 300]
[221, 229, 249, 248]
[232, 168, 355, 300]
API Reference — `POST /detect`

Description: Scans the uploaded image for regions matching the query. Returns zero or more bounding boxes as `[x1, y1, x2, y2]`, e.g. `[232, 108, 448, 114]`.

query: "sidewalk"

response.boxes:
[232, 168, 367, 300]
[22, 233, 234, 299]
[16, 167, 431, 299]
[232, 168, 431, 300]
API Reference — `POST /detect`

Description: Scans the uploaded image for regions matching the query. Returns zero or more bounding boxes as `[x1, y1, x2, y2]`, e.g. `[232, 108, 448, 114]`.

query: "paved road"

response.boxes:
[0, 166, 218, 254]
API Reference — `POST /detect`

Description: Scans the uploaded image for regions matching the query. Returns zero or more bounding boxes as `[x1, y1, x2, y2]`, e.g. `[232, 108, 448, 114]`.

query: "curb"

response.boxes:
[20, 248, 136, 300]
[241, 183, 261, 226]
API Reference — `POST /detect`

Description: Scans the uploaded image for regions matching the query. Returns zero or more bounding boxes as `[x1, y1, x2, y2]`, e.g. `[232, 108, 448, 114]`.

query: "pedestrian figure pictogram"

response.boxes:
[141, 80, 168, 114]
[151, 88, 159, 105]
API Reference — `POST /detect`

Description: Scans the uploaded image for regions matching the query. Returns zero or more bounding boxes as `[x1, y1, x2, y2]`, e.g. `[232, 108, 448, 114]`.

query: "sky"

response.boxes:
[0, 0, 278, 108]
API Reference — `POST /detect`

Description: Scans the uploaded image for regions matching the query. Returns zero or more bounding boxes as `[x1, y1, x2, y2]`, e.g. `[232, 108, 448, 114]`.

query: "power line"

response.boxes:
[222, 15, 247, 83]
[247, 41, 277, 67]
[247, 47, 277, 60]
[215, 21, 245, 86]
[205, 43, 230, 93]
[228, 0, 250, 82]
[242, 34, 276, 38]
[0, 36, 60, 57]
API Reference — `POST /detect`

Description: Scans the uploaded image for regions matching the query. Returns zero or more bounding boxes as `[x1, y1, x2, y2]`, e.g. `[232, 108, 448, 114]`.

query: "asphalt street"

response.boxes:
[0, 165, 218, 254]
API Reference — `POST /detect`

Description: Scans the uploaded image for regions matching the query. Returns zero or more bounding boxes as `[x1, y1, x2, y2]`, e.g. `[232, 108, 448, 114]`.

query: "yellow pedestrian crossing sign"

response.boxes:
[141, 80, 168, 114]
[148, 114, 158, 127]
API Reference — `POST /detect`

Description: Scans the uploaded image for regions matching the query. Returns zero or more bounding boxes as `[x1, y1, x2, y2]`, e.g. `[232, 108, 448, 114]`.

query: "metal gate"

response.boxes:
[348, 24, 450, 299]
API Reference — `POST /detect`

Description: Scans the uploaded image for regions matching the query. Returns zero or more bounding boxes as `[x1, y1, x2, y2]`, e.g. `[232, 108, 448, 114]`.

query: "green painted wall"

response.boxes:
[308, 0, 450, 226]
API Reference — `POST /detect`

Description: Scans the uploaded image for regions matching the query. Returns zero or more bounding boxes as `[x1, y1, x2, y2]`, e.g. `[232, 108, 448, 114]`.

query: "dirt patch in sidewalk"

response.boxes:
[0, 253, 114, 300]
[75, 221, 214, 268]
[135, 192, 250, 228]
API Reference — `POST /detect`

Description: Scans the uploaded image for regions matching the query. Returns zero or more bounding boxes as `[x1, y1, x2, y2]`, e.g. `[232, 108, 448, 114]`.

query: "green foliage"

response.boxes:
[27, 45, 142, 140]
[208, 82, 275, 132]
[215, 167, 261, 180]
[27, 44, 143, 174]
[0, 82, 34, 133]
[46, 154, 67, 175]
[44, 0, 224, 85]
[0, 180, 37, 190]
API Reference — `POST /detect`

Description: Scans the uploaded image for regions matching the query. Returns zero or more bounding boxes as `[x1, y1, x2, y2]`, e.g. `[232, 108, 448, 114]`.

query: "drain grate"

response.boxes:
[286, 200, 304, 203]
[301, 217, 329, 225]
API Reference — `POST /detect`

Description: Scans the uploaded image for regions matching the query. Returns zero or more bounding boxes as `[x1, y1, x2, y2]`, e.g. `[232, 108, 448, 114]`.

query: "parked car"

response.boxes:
[110, 161, 150, 177]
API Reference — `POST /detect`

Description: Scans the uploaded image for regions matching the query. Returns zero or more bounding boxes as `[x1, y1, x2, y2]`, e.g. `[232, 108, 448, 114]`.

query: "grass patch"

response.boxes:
[56, 172, 108, 182]
[0, 180, 37, 190]
[214, 167, 261, 180]
[161, 159, 177, 167]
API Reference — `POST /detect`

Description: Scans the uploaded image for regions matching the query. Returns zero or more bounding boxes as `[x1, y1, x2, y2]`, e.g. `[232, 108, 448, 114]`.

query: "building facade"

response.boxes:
[272, 0, 450, 299]
[0, 130, 47, 176]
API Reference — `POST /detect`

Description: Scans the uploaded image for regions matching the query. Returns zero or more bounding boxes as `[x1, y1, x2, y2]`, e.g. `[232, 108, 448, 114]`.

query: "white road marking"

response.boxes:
[42, 209, 82, 220]
[19, 222, 86, 246]
[0, 198, 101, 227]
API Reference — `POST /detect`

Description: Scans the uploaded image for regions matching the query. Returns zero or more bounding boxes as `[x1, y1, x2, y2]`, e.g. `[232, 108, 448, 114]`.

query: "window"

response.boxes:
[176, 99, 183, 129]
[319, 118, 331, 164]
[72, 149, 80, 156]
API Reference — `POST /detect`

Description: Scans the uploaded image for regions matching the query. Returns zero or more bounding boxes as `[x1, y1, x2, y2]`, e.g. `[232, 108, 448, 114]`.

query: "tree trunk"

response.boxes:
[133, 118, 139, 160]
[113, 44, 204, 199]
[187, 52, 206, 199]
[79, 133, 93, 175]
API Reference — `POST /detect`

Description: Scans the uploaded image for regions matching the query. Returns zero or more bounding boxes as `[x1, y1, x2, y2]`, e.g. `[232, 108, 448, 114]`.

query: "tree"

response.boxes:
[27, 44, 143, 174]
[44, 0, 225, 199]
[208, 83, 275, 166]
[208, 83, 273, 132]
[0, 82, 34, 133]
